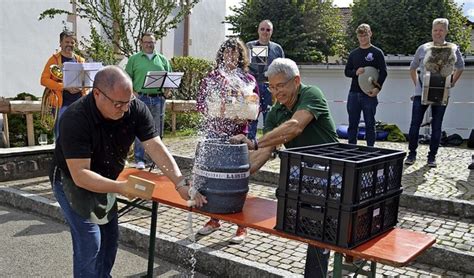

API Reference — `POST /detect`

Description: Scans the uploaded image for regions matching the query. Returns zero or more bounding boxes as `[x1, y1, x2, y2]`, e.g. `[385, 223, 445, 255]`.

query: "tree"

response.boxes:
[226, 0, 346, 64]
[348, 0, 472, 55]
[39, 0, 199, 63]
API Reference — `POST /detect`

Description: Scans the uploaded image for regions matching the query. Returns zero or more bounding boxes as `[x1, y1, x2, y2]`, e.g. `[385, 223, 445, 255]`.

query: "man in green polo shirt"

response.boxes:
[231, 58, 338, 278]
[125, 32, 172, 169]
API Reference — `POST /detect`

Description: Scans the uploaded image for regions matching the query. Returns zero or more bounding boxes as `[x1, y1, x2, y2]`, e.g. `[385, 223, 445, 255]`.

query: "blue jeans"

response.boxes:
[408, 96, 446, 160]
[52, 174, 119, 277]
[304, 246, 330, 278]
[347, 91, 378, 146]
[135, 95, 166, 163]
[53, 105, 70, 141]
[248, 82, 270, 140]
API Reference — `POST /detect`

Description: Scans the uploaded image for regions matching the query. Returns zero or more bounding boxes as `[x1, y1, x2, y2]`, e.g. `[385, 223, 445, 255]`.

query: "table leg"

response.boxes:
[369, 261, 377, 278]
[146, 201, 159, 277]
[333, 252, 343, 278]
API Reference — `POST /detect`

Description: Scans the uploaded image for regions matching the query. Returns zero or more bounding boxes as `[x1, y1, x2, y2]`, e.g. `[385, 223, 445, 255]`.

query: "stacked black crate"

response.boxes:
[275, 143, 405, 248]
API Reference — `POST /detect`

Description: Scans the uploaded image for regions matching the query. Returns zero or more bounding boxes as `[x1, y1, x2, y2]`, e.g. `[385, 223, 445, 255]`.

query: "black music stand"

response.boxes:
[250, 45, 268, 65]
[143, 71, 184, 92]
[142, 71, 184, 171]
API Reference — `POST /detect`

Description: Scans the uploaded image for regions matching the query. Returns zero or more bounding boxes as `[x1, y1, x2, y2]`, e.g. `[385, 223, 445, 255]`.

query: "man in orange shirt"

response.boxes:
[40, 30, 86, 138]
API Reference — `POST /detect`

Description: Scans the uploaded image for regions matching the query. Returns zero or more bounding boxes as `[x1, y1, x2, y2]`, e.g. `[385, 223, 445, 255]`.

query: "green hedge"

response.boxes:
[9, 93, 54, 147]
[170, 56, 214, 100]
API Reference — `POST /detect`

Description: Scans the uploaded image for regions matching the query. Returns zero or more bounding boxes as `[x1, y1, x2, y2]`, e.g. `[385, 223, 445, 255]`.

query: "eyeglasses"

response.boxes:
[95, 87, 136, 108]
[142, 41, 155, 45]
[259, 28, 272, 32]
[268, 77, 295, 93]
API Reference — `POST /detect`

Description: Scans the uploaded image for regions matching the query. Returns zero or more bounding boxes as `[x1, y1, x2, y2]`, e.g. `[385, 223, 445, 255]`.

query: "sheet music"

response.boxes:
[63, 62, 102, 88]
[143, 71, 167, 89]
[250, 46, 268, 65]
[163, 72, 184, 88]
[251, 46, 268, 58]
[143, 71, 184, 89]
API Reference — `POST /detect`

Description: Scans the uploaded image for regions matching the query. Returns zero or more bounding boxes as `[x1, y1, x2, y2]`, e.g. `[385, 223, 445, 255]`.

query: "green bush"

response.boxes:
[9, 92, 54, 147]
[170, 56, 214, 100]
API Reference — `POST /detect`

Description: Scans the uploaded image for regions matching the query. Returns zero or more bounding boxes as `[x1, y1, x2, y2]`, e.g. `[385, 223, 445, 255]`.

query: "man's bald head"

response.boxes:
[93, 65, 132, 93]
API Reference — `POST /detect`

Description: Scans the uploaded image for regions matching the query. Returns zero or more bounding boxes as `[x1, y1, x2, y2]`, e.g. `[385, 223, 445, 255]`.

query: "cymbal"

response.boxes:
[358, 66, 379, 94]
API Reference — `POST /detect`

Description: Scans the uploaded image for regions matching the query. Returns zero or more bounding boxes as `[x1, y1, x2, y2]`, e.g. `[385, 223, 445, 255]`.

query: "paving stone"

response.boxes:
[2, 137, 474, 277]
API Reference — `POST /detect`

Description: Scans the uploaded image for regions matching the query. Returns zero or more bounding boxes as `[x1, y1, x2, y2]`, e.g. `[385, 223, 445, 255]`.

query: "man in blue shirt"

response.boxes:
[246, 20, 285, 139]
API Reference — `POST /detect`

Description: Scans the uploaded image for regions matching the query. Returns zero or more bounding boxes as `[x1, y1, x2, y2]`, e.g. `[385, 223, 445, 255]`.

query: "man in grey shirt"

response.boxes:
[405, 18, 464, 168]
[246, 20, 285, 139]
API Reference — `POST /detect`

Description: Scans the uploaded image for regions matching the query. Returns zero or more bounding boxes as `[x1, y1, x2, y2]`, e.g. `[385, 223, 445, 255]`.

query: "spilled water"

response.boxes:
[177, 65, 256, 276]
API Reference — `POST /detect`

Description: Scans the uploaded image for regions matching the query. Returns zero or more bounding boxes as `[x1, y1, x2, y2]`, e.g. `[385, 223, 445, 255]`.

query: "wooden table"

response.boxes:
[118, 169, 436, 278]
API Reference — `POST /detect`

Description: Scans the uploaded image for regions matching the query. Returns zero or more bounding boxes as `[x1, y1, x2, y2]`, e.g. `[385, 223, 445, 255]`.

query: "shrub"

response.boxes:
[9, 92, 54, 147]
[170, 56, 214, 100]
[164, 111, 202, 135]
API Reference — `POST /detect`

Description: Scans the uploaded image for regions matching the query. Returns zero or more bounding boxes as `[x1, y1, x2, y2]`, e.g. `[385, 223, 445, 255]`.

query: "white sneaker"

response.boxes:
[135, 161, 145, 170]
[197, 220, 221, 235]
[229, 227, 247, 244]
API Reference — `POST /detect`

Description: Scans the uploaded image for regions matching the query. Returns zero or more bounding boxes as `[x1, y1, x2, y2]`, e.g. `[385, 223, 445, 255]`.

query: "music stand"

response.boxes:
[250, 45, 268, 65]
[63, 62, 103, 88]
[142, 71, 184, 171]
[421, 71, 450, 106]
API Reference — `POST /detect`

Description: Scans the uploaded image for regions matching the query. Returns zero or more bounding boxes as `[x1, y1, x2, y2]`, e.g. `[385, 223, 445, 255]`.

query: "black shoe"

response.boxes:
[427, 159, 437, 168]
[404, 156, 416, 165]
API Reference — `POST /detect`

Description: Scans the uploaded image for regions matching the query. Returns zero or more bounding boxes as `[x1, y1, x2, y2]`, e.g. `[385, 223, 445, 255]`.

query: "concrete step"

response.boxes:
[1, 176, 473, 276]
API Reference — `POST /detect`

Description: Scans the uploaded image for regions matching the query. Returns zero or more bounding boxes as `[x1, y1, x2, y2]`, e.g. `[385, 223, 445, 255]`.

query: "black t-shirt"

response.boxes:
[344, 45, 387, 93]
[55, 93, 158, 180]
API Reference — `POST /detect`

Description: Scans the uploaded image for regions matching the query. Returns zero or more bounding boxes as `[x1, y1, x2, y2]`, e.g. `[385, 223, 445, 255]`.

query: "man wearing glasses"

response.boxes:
[50, 65, 206, 277]
[125, 32, 172, 169]
[230, 58, 338, 278]
[246, 19, 285, 140]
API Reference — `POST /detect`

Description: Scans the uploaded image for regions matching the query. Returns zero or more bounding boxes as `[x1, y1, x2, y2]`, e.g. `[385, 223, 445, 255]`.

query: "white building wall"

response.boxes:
[188, 0, 227, 60]
[0, 0, 91, 99]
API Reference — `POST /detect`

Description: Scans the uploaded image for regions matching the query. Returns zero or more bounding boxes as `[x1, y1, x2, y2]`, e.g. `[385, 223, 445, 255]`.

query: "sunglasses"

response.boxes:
[95, 87, 136, 108]
[260, 28, 272, 32]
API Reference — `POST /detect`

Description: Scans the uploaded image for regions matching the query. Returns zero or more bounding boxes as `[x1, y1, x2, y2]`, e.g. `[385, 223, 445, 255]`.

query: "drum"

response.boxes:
[421, 71, 450, 106]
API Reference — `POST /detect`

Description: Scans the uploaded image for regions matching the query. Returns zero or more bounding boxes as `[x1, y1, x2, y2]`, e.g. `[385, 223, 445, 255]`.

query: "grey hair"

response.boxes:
[259, 19, 273, 29]
[93, 65, 132, 91]
[433, 18, 449, 30]
[265, 58, 299, 79]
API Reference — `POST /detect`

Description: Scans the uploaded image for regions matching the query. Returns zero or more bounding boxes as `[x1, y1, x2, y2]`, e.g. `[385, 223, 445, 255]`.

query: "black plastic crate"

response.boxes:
[278, 143, 405, 206]
[275, 189, 402, 248]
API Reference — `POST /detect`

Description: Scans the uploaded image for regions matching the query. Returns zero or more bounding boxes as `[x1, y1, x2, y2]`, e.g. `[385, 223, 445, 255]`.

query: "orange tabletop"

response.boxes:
[118, 169, 436, 267]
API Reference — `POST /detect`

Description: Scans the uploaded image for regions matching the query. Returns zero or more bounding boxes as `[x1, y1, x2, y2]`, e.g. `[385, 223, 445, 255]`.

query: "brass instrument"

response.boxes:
[50, 64, 63, 80]
[40, 64, 63, 131]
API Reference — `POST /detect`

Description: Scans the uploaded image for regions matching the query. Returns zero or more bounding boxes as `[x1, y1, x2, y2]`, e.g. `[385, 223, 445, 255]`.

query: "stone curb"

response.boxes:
[172, 155, 474, 219]
[400, 192, 473, 218]
[416, 244, 474, 275]
[0, 186, 299, 278]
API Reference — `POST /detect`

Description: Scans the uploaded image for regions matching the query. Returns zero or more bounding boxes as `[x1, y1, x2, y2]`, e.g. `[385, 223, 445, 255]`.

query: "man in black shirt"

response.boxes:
[51, 65, 206, 277]
[344, 23, 387, 147]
